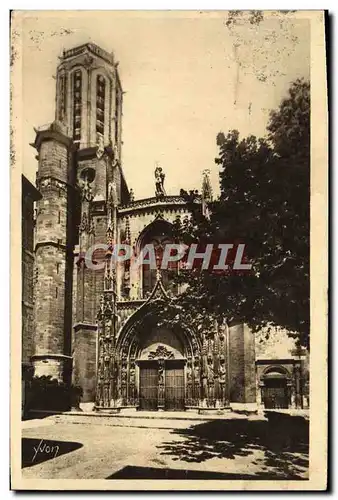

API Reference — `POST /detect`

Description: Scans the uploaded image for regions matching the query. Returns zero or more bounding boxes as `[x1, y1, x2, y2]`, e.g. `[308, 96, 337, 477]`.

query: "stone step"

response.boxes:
[50, 408, 266, 429]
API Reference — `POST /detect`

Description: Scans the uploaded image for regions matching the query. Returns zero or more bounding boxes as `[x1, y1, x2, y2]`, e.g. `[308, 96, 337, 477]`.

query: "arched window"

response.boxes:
[140, 221, 179, 298]
[72, 70, 82, 141]
[96, 75, 106, 137]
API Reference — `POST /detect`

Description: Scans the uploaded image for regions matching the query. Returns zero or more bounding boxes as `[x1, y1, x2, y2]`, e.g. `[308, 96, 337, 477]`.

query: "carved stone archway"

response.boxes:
[115, 300, 202, 409]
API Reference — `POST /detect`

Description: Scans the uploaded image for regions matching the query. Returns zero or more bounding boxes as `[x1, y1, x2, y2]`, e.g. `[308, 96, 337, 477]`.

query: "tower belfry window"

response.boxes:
[96, 75, 106, 137]
[58, 73, 67, 121]
[72, 70, 82, 141]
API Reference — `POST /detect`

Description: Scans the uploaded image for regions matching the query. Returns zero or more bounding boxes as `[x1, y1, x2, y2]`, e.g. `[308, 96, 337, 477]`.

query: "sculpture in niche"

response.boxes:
[113, 144, 119, 166]
[96, 134, 104, 159]
[219, 363, 226, 384]
[207, 362, 214, 383]
[103, 382, 110, 406]
[104, 267, 113, 290]
[129, 363, 135, 386]
[88, 218, 95, 236]
[108, 180, 118, 206]
[129, 361, 136, 404]
[158, 360, 165, 385]
[191, 337, 199, 357]
[219, 363, 226, 403]
[96, 377, 104, 407]
[158, 359, 165, 405]
[121, 364, 127, 385]
[80, 168, 95, 202]
[194, 361, 201, 391]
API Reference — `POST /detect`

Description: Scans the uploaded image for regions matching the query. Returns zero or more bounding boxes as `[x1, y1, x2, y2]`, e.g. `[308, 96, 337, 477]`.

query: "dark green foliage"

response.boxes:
[26, 376, 82, 412]
[168, 79, 310, 347]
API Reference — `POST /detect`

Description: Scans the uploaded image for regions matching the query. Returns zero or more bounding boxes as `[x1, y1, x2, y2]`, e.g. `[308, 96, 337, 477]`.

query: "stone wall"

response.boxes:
[228, 323, 256, 403]
[72, 324, 97, 402]
[22, 179, 38, 365]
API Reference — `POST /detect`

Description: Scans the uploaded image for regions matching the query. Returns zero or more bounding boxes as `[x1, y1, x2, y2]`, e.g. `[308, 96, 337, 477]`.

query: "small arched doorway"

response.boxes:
[262, 368, 290, 409]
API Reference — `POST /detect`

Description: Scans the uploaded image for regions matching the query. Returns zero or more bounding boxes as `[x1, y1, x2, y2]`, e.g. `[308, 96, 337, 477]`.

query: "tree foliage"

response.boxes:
[165, 79, 310, 347]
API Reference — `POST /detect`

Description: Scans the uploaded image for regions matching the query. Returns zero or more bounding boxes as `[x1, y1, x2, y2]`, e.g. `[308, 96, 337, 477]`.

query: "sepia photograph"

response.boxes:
[10, 9, 328, 491]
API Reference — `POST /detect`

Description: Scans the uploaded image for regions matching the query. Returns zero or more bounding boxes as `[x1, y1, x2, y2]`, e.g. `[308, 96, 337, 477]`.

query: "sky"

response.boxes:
[15, 11, 310, 199]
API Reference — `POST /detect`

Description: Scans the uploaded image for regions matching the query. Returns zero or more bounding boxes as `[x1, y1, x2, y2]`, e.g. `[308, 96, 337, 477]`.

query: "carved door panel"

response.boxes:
[165, 362, 185, 410]
[263, 379, 288, 409]
[139, 362, 158, 410]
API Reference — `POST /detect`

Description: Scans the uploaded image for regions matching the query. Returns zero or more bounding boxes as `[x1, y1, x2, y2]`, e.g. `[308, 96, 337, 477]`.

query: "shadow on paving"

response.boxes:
[106, 465, 298, 480]
[22, 438, 83, 468]
[157, 414, 309, 480]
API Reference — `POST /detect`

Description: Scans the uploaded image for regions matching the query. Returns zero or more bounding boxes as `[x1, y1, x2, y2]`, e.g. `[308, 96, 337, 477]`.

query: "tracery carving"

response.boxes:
[96, 297, 118, 407]
[79, 212, 88, 233]
[37, 177, 68, 192]
[119, 195, 194, 213]
[158, 359, 165, 406]
[81, 178, 94, 202]
[88, 217, 95, 236]
[147, 345, 174, 360]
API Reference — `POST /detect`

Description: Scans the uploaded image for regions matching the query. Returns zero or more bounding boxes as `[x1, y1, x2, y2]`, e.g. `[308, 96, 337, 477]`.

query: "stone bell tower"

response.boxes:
[55, 43, 123, 162]
[56, 43, 129, 400]
[32, 43, 130, 393]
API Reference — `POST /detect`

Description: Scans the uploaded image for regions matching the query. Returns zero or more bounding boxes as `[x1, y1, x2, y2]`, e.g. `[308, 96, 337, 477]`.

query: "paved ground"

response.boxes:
[22, 413, 309, 480]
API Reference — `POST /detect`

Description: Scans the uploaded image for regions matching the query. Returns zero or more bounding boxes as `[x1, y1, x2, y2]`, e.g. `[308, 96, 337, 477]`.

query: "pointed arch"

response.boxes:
[115, 299, 202, 407]
[116, 299, 202, 361]
[135, 218, 178, 298]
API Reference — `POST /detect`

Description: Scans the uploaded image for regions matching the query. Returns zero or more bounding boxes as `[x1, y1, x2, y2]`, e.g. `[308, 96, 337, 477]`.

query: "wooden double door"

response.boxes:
[139, 360, 185, 411]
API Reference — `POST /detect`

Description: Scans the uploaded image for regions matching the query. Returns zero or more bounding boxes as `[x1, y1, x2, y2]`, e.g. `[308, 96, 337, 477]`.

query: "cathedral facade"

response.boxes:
[29, 42, 305, 413]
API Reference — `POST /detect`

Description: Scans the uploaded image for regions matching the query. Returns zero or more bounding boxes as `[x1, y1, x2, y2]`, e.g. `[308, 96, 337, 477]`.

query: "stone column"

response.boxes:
[294, 364, 302, 409]
[32, 124, 74, 386]
[193, 358, 201, 406]
[120, 355, 128, 406]
[95, 292, 119, 411]
[128, 359, 136, 405]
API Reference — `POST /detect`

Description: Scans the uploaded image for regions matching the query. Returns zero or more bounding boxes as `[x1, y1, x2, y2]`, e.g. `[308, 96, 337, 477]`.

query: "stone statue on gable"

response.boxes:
[155, 163, 166, 197]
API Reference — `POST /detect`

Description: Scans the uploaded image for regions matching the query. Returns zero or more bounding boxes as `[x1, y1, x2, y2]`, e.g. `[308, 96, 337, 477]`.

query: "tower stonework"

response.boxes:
[55, 43, 123, 161]
[32, 121, 75, 382]
[228, 323, 256, 404]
